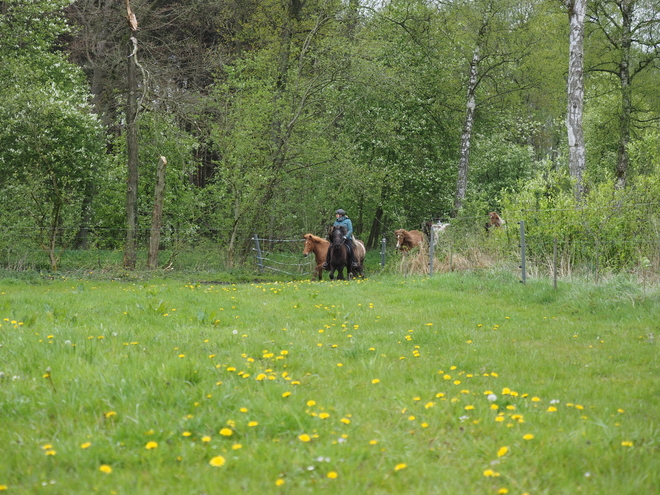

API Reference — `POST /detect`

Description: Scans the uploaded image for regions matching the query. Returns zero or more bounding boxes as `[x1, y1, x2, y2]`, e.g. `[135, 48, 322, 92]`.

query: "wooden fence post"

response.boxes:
[519, 220, 526, 284]
[254, 234, 264, 273]
[147, 156, 167, 269]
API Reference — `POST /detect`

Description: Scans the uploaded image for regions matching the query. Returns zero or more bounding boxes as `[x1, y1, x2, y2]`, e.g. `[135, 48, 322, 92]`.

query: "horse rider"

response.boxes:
[322, 209, 358, 270]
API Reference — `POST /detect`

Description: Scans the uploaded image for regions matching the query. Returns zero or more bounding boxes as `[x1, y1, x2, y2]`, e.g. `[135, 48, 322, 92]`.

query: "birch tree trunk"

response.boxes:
[453, 47, 480, 216]
[566, 0, 586, 200]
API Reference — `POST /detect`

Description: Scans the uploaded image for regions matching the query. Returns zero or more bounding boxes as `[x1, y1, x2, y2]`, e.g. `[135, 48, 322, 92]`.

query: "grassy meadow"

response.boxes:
[0, 271, 659, 494]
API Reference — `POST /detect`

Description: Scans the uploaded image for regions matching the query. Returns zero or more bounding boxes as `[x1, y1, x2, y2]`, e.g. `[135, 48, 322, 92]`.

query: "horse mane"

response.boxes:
[306, 234, 327, 244]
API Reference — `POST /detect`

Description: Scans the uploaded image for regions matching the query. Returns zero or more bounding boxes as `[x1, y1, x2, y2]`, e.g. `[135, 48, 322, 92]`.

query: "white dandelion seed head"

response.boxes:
[487, 394, 497, 402]
[232, 330, 238, 335]
[459, 415, 469, 421]
[550, 399, 560, 404]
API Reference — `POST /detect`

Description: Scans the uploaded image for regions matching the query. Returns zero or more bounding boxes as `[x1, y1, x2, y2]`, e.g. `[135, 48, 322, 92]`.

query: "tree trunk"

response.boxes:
[453, 47, 480, 216]
[566, 0, 586, 199]
[616, 0, 633, 189]
[124, 31, 139, 269]
[147, 156, 167, 269]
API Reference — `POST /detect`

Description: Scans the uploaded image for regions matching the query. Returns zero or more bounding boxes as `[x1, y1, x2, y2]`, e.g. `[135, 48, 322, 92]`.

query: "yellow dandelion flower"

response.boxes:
[182, 431, 192, 437]
[99, 465, 112, 474]
[394, 463, 407, 472]
[621, 441, 633, 447]
[104, 411, 117, 418]
[201, 436, 211, 442]
[248, 421, 258, 427]
[371, 379, 380, 384]
[465, 405, 474, 410]
[497, 446, 508, 457]
[327, 471, 338, 479]
[275, 479, 285, 486]
[307, 400, 316, 407]
[531, 396, 540, 402]
[232, 444, 242, 450]
[341, 418, 351, 424]
[299, 434, 311, 442]
[547, 406, 557, 412]
[523, 433, 534, 440]
[80, 442, 91, 449]
[209, 455, 226, 467]
[319, 412, 330, 419]
[145, 441, 158, 450]
[45, 450, 56, 456]
[425, 402, 435, 409]
[219, 428, 233, 436]
[498, 489, 509, 494]
[490, 404, 499, 410]
[495, 416, 505, 422]
[0, 485, 7, 491]
[282, 391, 291, 398]
[369, 440, 378, 445]
[483, 469, 500, 477]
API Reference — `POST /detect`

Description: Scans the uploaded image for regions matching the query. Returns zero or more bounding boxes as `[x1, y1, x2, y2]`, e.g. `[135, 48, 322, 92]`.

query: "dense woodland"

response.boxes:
[1, 0, 659, 272]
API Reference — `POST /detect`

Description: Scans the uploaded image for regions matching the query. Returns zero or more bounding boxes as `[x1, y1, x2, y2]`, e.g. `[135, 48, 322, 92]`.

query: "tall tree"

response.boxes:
[124, 0, 139, 269]
[588, 0, 660, 188]
[565, 0, 587, 199]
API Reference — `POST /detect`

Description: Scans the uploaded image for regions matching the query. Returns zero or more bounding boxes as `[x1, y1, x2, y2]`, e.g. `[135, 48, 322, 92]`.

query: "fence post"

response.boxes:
[519, 221, 526, 284]
[253, 234, 264, 273]
[380, 237, 387, 267]
[553, 237, 558, 290]
[449, 239, 453, 272]
[428, 227, 435, 276]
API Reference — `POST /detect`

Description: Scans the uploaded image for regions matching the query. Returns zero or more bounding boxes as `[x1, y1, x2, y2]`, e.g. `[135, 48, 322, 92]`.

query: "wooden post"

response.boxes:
[428, 227, 434, 276]
[254, 234, 264, 273]
[380, 237, 387, 267]
[553, 237, 558, 290]
[147, 156, 167, 269]
[519, 221, 526, 284]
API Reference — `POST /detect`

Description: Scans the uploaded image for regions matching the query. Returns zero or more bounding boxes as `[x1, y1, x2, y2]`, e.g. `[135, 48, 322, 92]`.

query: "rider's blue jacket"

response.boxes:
[334, 215, 353, 239]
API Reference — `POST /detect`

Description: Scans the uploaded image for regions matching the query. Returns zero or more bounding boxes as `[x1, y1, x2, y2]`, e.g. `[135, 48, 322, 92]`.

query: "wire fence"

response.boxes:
[0, 203, 658, 281]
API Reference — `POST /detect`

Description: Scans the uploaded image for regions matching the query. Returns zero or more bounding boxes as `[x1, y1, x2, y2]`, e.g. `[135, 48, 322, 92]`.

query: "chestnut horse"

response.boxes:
[485, 212, 506, 232]
[394, 229, 425, 252]
[302, 233, 330, 280]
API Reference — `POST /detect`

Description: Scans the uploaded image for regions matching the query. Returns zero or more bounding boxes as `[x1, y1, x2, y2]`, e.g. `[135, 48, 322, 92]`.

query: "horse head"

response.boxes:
[331, 225, 347, 245]
[302, 234, 313, 257]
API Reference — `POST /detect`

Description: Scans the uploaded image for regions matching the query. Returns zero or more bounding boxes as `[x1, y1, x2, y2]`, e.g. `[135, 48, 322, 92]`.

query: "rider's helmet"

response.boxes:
[335, 209, 346, 216]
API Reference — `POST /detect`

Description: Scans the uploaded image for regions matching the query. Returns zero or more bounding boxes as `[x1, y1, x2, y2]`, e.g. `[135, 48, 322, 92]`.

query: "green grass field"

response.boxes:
[1, 271, 659, 494]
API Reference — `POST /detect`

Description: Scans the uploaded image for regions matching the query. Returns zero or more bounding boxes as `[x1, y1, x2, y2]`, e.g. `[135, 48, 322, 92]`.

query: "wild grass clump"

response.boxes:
[0, 273, 658, 493]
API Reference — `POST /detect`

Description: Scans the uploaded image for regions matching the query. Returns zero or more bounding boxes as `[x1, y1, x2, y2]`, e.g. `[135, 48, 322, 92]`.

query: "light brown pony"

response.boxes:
[303, 234, 330, 280]
[394, 229, 425, 252]
[485, 212, 506, 232]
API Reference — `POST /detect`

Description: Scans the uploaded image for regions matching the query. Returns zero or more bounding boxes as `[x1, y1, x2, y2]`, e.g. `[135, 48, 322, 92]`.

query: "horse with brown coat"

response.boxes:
[394, 229, 425, 252]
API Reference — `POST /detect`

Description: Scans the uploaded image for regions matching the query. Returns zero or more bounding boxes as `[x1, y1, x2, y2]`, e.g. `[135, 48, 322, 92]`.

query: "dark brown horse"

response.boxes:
[327, 226, 366, 280]
[302, 233, 330, 281]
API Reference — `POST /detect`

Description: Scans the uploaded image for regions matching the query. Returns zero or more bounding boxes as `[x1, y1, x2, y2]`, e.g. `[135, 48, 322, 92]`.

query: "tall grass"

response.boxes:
[0, 273, 658, 494]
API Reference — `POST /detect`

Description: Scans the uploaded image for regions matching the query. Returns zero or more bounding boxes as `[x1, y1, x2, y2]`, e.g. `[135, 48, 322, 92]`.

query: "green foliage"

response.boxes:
[500, 168, 660, 272]
[0, 0, 105, 269]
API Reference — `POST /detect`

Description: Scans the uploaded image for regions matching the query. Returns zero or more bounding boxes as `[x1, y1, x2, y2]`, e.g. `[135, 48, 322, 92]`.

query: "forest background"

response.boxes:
[1, 0, 659, 274]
